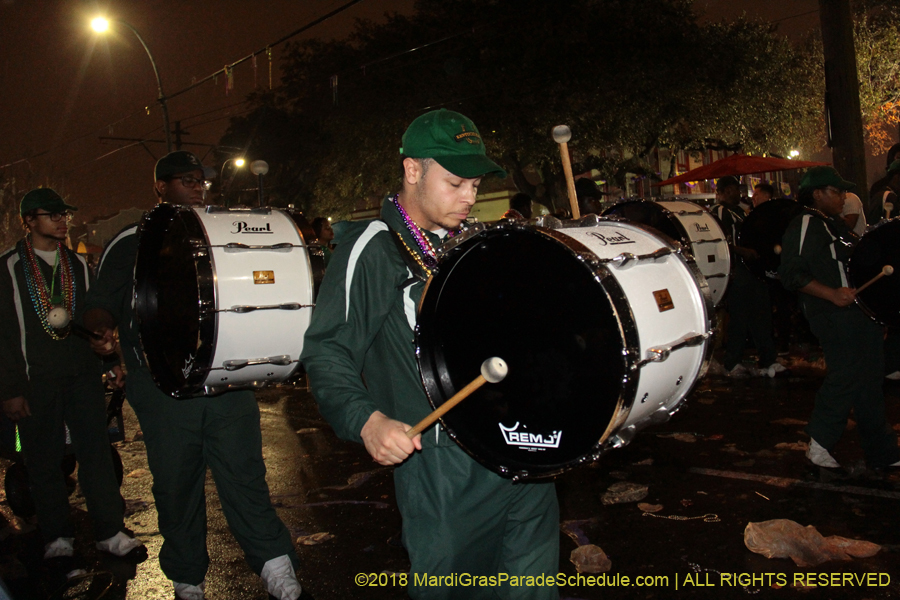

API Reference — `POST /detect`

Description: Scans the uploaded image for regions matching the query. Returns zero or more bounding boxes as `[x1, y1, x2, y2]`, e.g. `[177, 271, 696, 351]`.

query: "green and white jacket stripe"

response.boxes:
[0, 242, 97, 401]
[301, 198, 452, 448]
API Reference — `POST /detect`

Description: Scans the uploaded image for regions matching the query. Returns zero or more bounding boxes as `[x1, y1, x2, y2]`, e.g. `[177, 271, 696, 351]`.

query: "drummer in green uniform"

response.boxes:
[301, 109, 560, 599]
[83, 152, 307, 600]
[779, 166, 900, 471]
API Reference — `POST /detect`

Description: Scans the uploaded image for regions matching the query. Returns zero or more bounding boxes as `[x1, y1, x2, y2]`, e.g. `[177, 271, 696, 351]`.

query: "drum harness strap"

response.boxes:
[799, 210, 856, 287]
[386, 223, 445, 445]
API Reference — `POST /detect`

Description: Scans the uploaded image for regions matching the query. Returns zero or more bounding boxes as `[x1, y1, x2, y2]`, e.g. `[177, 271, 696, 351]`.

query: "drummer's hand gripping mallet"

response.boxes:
[856, 265, 894, 294]
[407, 357, 508, 438]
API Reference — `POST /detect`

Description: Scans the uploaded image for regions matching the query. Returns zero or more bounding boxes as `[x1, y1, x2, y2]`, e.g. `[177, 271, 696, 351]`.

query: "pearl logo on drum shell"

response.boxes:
[499, 422, 562, 451]
[693, 223, 710, 233]
[587, 230, 635, 246]
[232, 221, 274, 234]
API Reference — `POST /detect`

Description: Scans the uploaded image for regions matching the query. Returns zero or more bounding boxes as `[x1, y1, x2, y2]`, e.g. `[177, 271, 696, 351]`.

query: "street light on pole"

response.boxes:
[91, 17, 172, 153]
[220, 157, 246, 206]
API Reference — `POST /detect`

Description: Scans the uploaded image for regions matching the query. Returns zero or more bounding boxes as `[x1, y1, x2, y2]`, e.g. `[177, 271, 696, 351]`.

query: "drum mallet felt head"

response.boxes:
[407, 357, 508, 438]
[856, 265, 894, 294]
[552, 125, 581, 220]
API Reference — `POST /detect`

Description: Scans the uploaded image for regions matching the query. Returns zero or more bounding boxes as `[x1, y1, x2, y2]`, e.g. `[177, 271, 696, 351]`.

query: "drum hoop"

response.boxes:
[416, 221, 641, 479]
[192, 208, 223, 393]
[135, 204, 217, 398]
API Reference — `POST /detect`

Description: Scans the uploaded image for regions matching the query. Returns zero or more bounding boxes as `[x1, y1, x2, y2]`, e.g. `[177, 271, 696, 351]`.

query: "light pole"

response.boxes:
[220, 157, 246, 206]
[91, 17, 172, 153]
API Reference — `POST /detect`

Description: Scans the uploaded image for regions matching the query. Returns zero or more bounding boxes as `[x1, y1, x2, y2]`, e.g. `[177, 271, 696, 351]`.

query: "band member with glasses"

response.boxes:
[779, 166, 900, 472]
[0, 188, 145, 574]
[83, 152, 308, 600]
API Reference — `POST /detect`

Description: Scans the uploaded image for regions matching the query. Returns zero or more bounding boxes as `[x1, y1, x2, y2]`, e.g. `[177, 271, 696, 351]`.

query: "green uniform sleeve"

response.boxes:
[0, 252, 30, 402]
[301, 229, 406, 443]
[84, 232, 137, 326]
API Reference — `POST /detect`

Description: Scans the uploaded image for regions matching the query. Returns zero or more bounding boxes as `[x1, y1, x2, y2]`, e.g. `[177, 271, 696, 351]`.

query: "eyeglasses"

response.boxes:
[825, 186, 846, 196]
[171, 175, 212, 190]
[32, 211, 73, 222]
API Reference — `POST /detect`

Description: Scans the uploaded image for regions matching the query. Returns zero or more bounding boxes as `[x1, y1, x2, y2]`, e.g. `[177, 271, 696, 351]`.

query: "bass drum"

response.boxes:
[135, 204, 324, 398]
[738, 198, 805, 280]
[602, 200, 730, 305]
[849, 218, 900, 327]
[416, 218, 714, 480]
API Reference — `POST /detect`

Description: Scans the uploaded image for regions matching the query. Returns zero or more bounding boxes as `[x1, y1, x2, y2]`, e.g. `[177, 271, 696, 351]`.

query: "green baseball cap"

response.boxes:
[798, 166, 856, 193]
[401, 109, 506, 178]
[154, 151, 209, 181]
[20, 188, 77, 217]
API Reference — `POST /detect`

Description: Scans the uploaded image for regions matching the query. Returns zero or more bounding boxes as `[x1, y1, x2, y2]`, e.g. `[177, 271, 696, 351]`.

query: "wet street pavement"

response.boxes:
[2, 354, 900, 600]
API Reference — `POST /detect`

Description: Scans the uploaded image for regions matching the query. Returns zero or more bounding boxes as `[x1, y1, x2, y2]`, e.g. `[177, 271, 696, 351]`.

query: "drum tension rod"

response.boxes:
[220, 242, 297, 252]
[215, 302, 314, 314]
[600, 247, 673, 270]
[631, 332, 710, 370]
[690, 237, 726, 245]
[222, 355, 294, 371]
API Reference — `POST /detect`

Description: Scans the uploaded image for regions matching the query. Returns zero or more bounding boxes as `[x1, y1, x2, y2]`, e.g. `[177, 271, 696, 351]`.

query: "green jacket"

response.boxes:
[83, 225, 146, 374]
[301, 198, 451, 448]
[779, 210, 855, 318]
[0, 240, 100, 401]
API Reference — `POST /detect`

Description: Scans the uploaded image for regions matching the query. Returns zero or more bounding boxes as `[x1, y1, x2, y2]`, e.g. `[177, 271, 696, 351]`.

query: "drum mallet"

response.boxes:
[552, 125, 581, 220]
[47, 307, 104, 341]
[885, 201, 894, 219]
[407, 357, 508, 438]
[856, 265, 894, 294]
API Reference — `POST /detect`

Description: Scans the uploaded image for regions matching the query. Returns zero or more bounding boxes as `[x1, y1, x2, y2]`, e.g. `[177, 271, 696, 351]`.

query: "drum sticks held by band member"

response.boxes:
[552, 125, 581, 220]
[856, 265, 894, 294]
[407, 357, 508, 438]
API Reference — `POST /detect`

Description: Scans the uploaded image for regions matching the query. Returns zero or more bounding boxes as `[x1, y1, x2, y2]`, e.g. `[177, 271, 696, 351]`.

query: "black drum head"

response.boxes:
[603, 201, 684, 243]
[850, 219, 900, 327]
[134, 204, 214, 397]
[739, 198, 804, 279]
[417, 226, 629, 479]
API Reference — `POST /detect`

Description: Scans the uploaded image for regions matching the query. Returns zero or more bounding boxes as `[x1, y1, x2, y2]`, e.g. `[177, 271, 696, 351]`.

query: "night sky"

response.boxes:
[0, 0, 852, 226]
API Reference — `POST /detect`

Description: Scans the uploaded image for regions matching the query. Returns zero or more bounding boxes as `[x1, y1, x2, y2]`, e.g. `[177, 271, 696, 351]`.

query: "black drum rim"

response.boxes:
[134, 204, 216, 398]
[416, 220, 640, 480]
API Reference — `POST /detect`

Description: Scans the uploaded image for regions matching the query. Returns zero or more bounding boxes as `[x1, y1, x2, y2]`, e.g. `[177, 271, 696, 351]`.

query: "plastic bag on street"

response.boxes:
[744, 519, 880, 567]
[570, 544, 611, 573]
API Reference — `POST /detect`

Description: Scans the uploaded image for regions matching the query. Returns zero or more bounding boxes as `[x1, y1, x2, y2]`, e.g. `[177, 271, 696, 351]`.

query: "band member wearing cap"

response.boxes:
[0, 188, 145, 570]
[301, 110, 559, 599]
[83, 152, 307, 600]
[779, 166, 900, 471]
